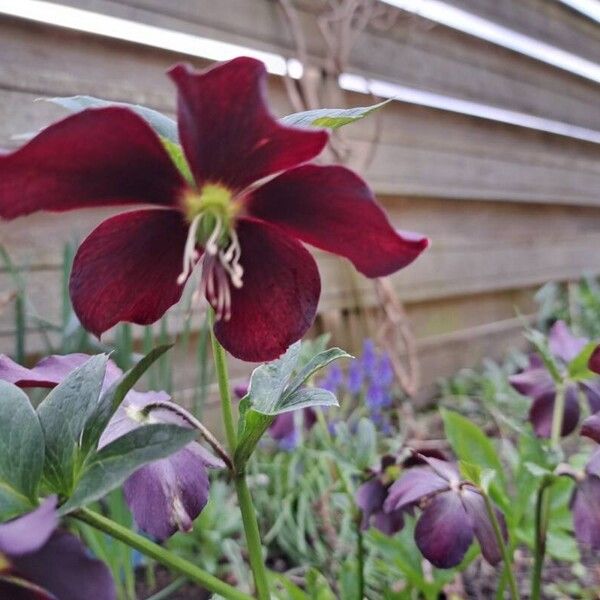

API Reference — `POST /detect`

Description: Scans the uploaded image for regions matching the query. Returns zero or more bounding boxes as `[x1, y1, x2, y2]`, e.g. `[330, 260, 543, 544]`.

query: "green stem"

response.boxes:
[234, 474, 271, 599]
[209, 312, 270, 599]
[481, 492, 520, 600]
[73, 508, 252, 600]
[531, 482, 551, 600]
[209, 311, 237, 455]
[531, 383, 565, 599]
[356, 516, 365, 600]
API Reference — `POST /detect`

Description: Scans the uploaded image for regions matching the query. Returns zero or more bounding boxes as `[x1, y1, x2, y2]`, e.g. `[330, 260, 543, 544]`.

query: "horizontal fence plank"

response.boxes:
[50, 0, 600, 131]
[444, 0, 600, 64]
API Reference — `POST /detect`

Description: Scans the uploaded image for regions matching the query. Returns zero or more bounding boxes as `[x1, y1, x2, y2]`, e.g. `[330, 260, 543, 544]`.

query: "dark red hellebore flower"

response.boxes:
[0, 57, 428, 362]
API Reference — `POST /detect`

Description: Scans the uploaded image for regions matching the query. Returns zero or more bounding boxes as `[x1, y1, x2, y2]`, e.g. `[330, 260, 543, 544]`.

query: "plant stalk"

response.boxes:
[481, 492, 520, 600]
[532, 383, 565, 599]
[209, 311, 271, 599]
[531, 482, 550, 600]
[355, 515, 365, 600]
[209, 311, 238, 455]
[73, 508, 253, 600]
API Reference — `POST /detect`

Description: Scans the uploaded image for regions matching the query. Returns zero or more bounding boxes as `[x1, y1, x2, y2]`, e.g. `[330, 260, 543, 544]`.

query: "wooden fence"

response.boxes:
[1, 0, 600, 409]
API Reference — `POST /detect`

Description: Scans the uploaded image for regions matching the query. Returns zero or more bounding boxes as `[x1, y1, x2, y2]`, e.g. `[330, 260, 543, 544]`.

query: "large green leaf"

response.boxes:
[37, 355, 108, 494]
[281, 100, 390, 130]
[234, 342, 350, 467]
[80, 345, 172, 456]
[441, 409, 508, 506]
[46, 96, 179, 142]
[0, 382, 45, 519]
[60, 424, 196, 513]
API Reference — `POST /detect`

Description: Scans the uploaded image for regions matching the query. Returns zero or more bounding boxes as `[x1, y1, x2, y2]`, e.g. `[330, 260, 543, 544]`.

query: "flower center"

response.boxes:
[178, 184, 243, 321]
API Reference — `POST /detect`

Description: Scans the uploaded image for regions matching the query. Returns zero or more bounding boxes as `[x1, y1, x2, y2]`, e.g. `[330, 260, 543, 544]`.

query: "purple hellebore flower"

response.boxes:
[0, 353, 223, 541]
[568, 413, 600, 549]
[509, 321, 600, 438]
[356, 455, 405, 535]
[0, 497, 116, 600]
[384, 456, 506, 568]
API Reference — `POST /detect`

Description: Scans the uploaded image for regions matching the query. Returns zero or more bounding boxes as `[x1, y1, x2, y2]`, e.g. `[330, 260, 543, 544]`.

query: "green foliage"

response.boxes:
[0, 381, 45, 519]
[281, 100, 390, 130]
[235, 341, 350, 467]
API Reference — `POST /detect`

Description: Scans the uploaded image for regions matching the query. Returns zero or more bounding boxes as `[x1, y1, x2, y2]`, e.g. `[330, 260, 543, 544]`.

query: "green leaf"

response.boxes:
[305, 568, 336, 600]
[234, 342, 349, 467]
[60, 424, 196, 513]
[45, 95, 178, 142]
[441, 409, 507, 503]
[161, 137, 194, 184]
[568, 341, 597, 380]
[80, 345, 173, 456]
[281, 100, 390, 130]
[37, 355, 108, 494]
[0, 382, 45, 519]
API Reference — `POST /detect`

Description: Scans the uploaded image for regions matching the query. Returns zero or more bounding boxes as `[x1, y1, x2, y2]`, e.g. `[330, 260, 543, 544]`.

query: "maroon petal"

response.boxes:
[0, 497, 57, 556]
[571, 476, 600, 550]
[461, 487, 506, 565]
[581, 413, 600, 444]
[589, 345, 600, 375]
[123, 444, 210, 541]
[0, 108, 184, 219]
[415, 491, 474, 568]
[247, 165, 428, 277]
[356, 479, 387, 530]
[212, 218, 320, 361]
[70, 209, 190, 336]
[0, 354, 121, 389]
[169, 59, 327, 191]
[548, 321, 587, 363]
[384, 467, 448, 513]
[508, 367, 555, 399]
[12, 531, 116, 600]
[528, 386, 580, 438]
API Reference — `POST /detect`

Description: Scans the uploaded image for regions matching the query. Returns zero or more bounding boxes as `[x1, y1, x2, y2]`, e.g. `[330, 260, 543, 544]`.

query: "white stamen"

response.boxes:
[204, 215, 222, 256]
[177, 214, 201, 285]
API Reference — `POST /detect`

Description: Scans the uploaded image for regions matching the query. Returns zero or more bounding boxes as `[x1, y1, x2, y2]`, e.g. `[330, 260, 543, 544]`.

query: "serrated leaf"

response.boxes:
[80, 345, 172, 456]
[0, 382, 45, 519]
[60, 424, 196, 513]
[281, 100, 390, 130]
[37, 355, 108, 494]
[45, 95, 178, 142]
[568, 341, 597, 380]
[234, 342, 349, 468]
[283, 347, 351, 403]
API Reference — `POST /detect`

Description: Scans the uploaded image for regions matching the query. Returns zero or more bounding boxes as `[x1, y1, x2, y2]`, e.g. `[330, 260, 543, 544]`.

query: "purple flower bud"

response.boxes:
[320, 363, 344, 393]
[233, 383, 249, 399]
[347, 360, 365, 395]
[374, 354, 394, 387]
[366, 384, 392, 411]
[0, 497, 116, 600]
[268, 408, 316, 450]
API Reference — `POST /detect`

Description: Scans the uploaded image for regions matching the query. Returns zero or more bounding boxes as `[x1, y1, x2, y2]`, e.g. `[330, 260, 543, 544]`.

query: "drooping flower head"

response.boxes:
[383, 455, 506, 568]
[0, 57, 428, 361]
[509, 321, 600, 437]
[0, 497, 116, 600]
[0, 353, 222, 540]
[566, 413, 600, 549]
